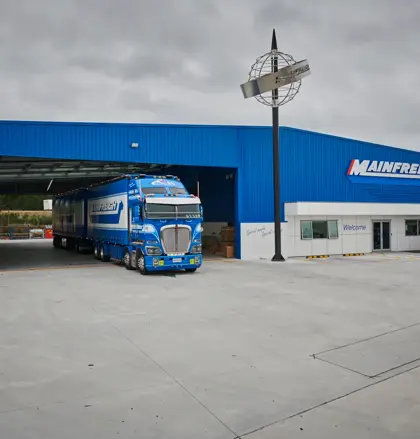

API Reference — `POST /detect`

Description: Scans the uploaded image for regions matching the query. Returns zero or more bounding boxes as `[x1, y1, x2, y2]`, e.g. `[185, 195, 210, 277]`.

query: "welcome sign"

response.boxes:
[343, 224, 367, 231]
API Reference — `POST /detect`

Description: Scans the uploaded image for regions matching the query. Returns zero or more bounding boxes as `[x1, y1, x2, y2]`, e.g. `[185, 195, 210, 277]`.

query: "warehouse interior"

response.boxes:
[0, 156, 238, 268]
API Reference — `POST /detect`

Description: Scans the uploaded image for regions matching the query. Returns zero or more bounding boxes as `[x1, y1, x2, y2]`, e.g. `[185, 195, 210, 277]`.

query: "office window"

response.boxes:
[300, 220, 339, 240]
[405, 220, 419, 236]
[301, 221, 312, 239]
[312, 221, 328, 239]
[328, 220, 339, 239]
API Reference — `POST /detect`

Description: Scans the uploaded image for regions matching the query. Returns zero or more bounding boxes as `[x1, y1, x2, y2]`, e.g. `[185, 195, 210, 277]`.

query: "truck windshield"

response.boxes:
[169, 187, 187, 195]
[142, 187, 167, 195]
[145, 204, 201, 219]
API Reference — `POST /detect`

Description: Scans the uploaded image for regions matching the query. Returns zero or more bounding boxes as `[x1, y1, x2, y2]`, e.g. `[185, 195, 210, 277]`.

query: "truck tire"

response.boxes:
[66, 238, 75, 251]
[93, 243, 100, 259]
[136, 253, 148, 275]
[53, 236, 61, 249]
[76, 241, 85, 253]
[100, 244, 110, 262]
[185, 268, 197, 273]
[123, 249, 134, 270]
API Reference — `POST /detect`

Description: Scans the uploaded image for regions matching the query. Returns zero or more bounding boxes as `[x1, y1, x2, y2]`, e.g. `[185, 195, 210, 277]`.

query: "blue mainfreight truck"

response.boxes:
[52, 174, 203, 274]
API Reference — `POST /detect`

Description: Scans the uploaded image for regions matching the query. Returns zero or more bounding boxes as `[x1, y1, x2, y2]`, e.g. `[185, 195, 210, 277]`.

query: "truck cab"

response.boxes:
[126, 175, 203, 274]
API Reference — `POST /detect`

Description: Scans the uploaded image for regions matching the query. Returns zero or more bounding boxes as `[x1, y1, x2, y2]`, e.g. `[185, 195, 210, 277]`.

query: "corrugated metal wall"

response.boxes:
[237, 127, 273, 223]
[2, 121, 420, 227]
[0, 121, 241, 168]
[281, 128, 420, 206]
[236, 126, 420, 224]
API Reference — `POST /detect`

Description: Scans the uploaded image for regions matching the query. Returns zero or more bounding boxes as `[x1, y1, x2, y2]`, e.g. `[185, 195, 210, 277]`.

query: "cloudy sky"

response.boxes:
[1, 0, 420, 150]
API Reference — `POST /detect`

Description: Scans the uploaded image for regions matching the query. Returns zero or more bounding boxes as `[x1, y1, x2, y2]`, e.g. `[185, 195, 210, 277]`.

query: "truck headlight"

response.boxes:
[146, 246, 162, 255]
[191, 245, 202, 254]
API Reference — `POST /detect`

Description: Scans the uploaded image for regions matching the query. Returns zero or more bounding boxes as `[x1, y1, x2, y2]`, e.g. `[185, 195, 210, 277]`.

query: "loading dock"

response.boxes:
[0, 159, 238, 263]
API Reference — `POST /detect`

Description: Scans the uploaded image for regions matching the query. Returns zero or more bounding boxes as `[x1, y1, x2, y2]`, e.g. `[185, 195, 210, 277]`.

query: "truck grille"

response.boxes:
[160, 225, 191, 255]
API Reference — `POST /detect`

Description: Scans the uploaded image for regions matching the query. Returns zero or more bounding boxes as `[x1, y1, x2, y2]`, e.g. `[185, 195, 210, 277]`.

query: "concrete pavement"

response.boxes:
[0, 240, 419, 437]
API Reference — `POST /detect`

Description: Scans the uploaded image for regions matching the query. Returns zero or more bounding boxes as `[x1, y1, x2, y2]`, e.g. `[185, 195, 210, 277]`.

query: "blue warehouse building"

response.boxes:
[1, 120, 420, 259]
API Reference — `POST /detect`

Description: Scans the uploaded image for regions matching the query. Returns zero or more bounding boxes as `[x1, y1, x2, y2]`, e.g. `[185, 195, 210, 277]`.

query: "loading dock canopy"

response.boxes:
[0, 156, 171, 194]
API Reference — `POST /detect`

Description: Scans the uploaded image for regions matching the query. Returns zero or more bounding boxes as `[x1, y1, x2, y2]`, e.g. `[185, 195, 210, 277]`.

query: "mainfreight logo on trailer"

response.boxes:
[92, 201, 120, 213]
[90, 201, 124, 224]
[347, 159, 420, 186]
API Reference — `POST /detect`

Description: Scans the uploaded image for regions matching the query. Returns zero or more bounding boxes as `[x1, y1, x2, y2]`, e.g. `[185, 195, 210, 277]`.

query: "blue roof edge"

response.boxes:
[0, 119, 415, 154]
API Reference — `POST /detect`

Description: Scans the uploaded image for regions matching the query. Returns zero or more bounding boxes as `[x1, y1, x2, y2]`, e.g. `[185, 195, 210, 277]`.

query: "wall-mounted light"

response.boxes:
[130, 142, 139, 148]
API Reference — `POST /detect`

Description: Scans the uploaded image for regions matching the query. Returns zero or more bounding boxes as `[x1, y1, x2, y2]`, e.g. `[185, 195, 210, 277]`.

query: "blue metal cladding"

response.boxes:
[237, 127, 274, 223]
[280, 128, 420, 207]
[0, 121, 241, 168]
[236, 126, 420, 223]
[3, 120, 420, 227]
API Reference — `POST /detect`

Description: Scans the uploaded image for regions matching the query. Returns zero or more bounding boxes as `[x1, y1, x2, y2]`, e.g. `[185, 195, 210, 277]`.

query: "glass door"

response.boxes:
[373, 222, 381, 250]
[382, 221, 391, 250]
[373, 221, 391, 251]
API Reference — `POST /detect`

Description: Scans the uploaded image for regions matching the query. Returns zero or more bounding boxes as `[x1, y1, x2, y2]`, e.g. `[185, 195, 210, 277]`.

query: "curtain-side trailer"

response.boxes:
[52, 174, 203, 274]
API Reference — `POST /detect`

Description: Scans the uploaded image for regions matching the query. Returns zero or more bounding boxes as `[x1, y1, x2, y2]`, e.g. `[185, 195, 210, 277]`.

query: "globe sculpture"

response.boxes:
[247, 50, 302, 107]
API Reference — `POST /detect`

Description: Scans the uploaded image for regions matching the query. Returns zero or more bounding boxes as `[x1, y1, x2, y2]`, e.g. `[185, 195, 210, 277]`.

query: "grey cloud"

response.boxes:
[1, 0, 420, 150]
[255, 0, 312, 28]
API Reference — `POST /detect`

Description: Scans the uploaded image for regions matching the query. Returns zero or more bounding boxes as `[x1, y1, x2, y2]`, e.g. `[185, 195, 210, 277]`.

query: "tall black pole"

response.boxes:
[271, 29, 285, 261]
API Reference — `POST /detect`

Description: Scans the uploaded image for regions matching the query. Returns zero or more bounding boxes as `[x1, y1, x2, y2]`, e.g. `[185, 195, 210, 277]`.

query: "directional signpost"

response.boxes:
[240, 30, 311, 262]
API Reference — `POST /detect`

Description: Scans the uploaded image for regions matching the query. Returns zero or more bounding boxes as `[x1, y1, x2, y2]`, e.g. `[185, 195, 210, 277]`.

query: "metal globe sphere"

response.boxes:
[248, 50, 301, 107]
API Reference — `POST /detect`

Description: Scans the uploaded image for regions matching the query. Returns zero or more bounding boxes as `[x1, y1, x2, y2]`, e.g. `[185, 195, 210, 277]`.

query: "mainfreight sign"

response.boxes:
[347, 159, 420, 185]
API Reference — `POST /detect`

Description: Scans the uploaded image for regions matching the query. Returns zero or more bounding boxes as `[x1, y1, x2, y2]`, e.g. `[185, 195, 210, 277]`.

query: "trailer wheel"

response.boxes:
[53, 236, 61, 249]
[66, 238, 75, 251]
[93, 243, 100, 259]
[136, 253, 148, 275]
[100, 244, 110, 262]
[123, 249, 134, 270]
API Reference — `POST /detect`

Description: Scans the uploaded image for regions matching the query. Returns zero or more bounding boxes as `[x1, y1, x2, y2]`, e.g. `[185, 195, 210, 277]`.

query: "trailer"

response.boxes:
[52, 174, 203, 274]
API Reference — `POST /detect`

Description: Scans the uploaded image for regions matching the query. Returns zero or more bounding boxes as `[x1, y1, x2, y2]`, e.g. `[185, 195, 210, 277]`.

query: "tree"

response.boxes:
[0, 195, 51, 211]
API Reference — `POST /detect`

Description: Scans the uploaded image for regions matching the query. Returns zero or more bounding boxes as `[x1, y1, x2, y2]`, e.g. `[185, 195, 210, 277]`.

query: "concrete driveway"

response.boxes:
[0, 240, 419, 438]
